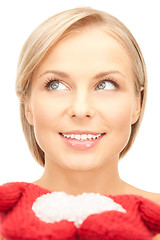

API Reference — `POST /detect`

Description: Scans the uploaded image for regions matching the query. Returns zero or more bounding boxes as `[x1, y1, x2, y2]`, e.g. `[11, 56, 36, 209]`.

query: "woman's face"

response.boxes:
[25, 28, 141, 171]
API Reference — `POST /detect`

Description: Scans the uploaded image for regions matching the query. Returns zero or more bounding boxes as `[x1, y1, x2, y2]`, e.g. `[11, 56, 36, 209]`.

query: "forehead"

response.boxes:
[36, 28, 133, 80]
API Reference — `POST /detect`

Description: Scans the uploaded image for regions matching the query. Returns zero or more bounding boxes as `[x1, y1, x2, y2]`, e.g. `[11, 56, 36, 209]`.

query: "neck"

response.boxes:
[34, 157, 123, 196]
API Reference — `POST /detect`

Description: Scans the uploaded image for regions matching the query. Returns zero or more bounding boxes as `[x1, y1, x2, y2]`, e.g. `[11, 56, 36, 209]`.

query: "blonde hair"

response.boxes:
[16, 7, 147, 167]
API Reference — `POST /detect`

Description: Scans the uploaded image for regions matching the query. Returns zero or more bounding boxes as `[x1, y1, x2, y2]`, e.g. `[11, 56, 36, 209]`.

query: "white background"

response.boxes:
[0, 0, 159, 193]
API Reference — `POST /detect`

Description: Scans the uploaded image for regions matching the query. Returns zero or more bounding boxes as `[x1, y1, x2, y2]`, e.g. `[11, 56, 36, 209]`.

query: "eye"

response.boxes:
[44, 79, 68, 90]
[96, 80, 119, 90]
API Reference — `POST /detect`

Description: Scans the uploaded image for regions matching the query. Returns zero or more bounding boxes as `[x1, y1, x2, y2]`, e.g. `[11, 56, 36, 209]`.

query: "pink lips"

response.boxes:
[59, 131, 105, 150]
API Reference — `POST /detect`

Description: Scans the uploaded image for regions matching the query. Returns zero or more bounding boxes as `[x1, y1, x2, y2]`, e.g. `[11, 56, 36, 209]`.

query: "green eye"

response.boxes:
[45, 80, 67, 90]
[97, 80, 118, 90]
[50, 81, 60, 90]
[97, 81, 106, 90]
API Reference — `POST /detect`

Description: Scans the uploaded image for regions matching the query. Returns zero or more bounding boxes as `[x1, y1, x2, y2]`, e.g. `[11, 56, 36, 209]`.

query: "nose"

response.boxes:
[68, 90, 95, 119]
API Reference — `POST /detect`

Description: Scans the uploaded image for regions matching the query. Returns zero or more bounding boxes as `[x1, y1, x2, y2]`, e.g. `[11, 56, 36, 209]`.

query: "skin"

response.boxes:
[25, 27, 160, 204]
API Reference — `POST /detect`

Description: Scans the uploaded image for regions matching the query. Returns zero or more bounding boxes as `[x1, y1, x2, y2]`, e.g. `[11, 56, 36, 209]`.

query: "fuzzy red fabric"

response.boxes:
[0, 182, 160, 240]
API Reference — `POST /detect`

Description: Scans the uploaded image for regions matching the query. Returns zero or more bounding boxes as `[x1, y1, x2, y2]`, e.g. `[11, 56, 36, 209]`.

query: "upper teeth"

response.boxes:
[62, 133, 102, 140]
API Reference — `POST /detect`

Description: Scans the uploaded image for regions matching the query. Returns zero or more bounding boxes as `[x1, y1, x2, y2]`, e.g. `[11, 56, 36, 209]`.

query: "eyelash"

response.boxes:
[44, 77, 120, 90]
[44, 78, 62, 89]
[96, 77, 119, 89]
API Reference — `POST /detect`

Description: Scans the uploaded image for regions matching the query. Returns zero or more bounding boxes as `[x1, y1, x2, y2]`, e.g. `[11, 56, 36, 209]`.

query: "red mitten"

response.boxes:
[78, 195, 154, 240]
[0, 183, 160, 240]
[139, 196, 160, 235]
[0, 183, 77, 240]
[0, 182, 28, 212]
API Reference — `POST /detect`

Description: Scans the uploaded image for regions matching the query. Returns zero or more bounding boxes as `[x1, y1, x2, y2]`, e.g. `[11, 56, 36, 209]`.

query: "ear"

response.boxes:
[24, 100, 34, 126]
[131, 87, 144, 125]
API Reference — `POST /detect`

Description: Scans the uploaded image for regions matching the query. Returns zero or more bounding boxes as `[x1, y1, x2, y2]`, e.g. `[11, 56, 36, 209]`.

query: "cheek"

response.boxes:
[100, 97, 134, 155]
[30, 96, 63, 150]
[31, 96, 62, 126]
[100, 94, 134, 128]
[110, 105, 133, 129]
[100, 96, 134, 145]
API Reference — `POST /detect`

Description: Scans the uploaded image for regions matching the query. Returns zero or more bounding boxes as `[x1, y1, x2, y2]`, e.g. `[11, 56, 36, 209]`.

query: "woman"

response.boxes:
[0, 7, 160, 239]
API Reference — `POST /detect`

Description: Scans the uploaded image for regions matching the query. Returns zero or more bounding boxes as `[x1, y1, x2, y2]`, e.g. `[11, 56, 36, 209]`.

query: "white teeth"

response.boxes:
[75, 135, 81, 140]
[87, 134, 93, 140]
[80, 134, 87, 140]
[62, 133, 102, 141]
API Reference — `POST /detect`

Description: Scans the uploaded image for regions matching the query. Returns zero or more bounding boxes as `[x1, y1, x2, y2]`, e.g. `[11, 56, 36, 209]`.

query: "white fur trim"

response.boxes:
[32, 192, 126, 227]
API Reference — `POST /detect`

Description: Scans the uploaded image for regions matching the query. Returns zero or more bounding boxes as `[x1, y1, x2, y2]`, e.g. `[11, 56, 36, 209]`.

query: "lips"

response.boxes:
[60, 130, 104, 135]
[59, 131, 105, 150]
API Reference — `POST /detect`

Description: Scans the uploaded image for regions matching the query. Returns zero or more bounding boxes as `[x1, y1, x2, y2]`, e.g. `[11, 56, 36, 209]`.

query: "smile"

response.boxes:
[59, 132, 105, 150]
[61, 133, 103, 141]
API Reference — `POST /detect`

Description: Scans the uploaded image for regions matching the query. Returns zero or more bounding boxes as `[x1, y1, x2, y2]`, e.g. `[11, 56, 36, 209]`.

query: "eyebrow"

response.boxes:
[94, 71, 126, 79]
[39, 70, 126, 79]
[39, 70, 69, 78]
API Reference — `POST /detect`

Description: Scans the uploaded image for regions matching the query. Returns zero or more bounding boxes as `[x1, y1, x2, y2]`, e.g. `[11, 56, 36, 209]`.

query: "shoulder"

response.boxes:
[140, 191, 160, 205]
[0, 182, 30, 212]
[0, 182, 29, 195]
[121, 181, 160, 205]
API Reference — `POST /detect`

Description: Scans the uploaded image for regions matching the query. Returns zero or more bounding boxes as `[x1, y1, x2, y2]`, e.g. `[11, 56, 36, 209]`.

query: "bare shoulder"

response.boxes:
[122, 181, 160, 205]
